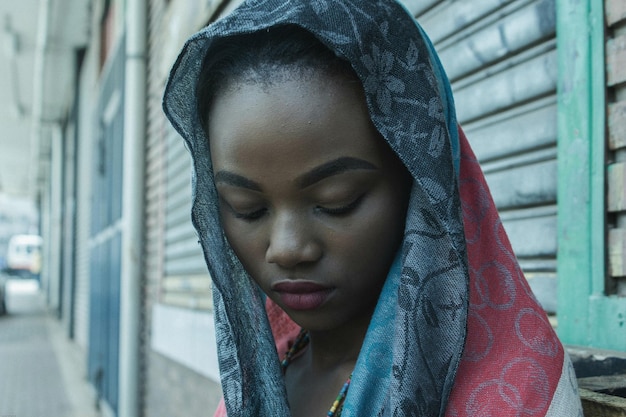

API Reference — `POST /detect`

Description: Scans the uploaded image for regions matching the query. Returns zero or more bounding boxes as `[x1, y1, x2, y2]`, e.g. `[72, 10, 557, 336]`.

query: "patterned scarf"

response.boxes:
[162, 1, 583, 416]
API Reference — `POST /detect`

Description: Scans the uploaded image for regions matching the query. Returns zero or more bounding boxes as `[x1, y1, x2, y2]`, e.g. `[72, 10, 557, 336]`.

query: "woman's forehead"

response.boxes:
[209, 71, 369, 135]
[207, 73, 390, 174]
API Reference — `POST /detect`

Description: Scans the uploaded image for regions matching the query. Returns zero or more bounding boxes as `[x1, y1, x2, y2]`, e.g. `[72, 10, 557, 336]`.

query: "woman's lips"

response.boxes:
[272, 281, 333, 311]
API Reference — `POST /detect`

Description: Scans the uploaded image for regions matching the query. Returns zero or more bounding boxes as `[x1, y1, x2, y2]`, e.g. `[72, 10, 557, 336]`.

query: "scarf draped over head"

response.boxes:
[162, 1, 583, 416]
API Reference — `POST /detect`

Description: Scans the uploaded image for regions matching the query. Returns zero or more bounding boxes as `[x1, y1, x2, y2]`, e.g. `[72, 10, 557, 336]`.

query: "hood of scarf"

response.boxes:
[163, 1, 578, 416]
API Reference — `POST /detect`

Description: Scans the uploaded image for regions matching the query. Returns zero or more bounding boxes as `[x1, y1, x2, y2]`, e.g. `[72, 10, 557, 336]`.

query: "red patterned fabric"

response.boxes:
[266, 296, 302, 359]
[445, 127, 564, 416]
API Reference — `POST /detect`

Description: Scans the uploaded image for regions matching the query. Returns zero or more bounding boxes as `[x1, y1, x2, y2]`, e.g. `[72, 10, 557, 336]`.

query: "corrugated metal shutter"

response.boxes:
[411, 0, 558, 312]
[144, 1, 226, 315]
[143, 0, 167, 358]
[143, 3, 227, 414]
[161, 127, 213, 310]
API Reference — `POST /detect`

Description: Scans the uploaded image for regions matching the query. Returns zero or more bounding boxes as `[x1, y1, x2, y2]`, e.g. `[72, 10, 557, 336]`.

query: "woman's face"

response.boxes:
[208, 70, 410, 332]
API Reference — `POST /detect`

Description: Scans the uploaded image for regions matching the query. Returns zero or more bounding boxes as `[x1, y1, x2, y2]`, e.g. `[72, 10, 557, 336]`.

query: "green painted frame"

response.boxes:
[556, 0, 626, 350]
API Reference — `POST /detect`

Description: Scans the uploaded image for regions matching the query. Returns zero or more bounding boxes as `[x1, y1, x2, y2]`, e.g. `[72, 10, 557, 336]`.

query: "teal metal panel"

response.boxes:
[556, 0, 626, 350]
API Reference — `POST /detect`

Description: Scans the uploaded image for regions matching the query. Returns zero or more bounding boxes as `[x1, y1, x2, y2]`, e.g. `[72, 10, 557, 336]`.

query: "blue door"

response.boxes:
[88, 38, 125, 415]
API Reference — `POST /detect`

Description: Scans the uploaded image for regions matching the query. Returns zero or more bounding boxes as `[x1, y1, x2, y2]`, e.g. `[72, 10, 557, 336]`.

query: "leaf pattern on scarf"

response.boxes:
[428, 125, 446, 159]
[312, 0, 329, 15]
[429, 96, 445, 121]
[399, 39, 420, 71]
[379, 21, 390, 37]
[424, 299, 441, 327]
[317, 30, 353, 45]
[397, 282, 416, 312]
[362, 44, 406, 114]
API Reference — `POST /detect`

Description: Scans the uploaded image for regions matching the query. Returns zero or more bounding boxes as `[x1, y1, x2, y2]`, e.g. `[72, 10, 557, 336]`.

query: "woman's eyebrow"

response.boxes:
[297, 157, 377, 188]
[213, 171, 262, 191]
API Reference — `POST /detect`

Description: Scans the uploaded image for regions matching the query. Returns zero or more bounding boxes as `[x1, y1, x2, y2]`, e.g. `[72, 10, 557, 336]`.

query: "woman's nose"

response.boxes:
[265, 213, 321, 268]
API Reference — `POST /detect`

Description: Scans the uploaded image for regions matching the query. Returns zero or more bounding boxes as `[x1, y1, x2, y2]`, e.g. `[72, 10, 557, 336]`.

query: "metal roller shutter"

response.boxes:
[414, 0, 559, 312]
[160, 126, 213, 310]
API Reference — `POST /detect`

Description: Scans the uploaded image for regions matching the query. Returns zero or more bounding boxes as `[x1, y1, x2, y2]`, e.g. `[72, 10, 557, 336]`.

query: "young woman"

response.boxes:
[163, 1, 583, 416]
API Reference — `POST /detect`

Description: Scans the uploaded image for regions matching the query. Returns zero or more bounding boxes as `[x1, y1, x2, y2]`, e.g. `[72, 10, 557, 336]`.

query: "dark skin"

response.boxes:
[208, 69, 410, 417]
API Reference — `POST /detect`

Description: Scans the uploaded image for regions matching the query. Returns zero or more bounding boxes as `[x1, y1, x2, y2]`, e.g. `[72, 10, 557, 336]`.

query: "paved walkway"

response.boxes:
[0, 278, 100, 417]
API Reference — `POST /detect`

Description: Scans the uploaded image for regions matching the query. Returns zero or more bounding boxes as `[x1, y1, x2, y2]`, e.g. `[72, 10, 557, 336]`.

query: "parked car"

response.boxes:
[4, 234, 42, 280]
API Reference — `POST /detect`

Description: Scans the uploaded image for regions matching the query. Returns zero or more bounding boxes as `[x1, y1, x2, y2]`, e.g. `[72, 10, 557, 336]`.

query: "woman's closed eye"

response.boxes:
[316, 194, 364, 216]
[226, 197, 363, 220]
[218, 185, 367, 221]
[218, 195, 268, 221]
[232, 207, 267, 221]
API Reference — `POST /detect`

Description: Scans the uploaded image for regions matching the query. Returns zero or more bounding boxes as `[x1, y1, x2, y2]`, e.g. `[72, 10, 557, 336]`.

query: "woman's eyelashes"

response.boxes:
[219, 198, 266, 221]
[315, 194, 364, 216]
[221, 194, 365, 222]
[232, 207, 267, 221]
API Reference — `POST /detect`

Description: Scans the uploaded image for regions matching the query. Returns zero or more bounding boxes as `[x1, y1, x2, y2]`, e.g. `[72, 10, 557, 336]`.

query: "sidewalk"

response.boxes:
[0, 279, 100, 417]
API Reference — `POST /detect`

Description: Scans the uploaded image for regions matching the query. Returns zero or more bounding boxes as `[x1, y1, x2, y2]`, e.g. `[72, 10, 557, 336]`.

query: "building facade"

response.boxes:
[33, 0, 625, 416]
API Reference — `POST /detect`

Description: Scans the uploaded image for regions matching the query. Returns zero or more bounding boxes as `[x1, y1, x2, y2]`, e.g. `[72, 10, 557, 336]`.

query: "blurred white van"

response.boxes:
[5, 234, 42, 278]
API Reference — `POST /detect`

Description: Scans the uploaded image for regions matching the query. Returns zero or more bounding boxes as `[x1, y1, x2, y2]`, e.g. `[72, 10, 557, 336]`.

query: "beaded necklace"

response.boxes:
[281, 329, 352, 417]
